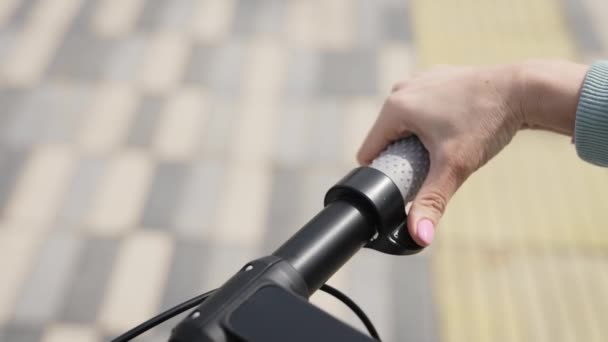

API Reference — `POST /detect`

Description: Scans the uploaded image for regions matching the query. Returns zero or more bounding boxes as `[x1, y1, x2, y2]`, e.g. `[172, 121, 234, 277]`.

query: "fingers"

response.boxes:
[407, 158, 467, 246]
[357, 95, 411, 165]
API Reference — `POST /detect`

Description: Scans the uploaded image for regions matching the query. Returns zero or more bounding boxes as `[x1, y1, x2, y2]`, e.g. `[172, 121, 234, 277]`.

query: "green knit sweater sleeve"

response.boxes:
[575, 61, 608, 166]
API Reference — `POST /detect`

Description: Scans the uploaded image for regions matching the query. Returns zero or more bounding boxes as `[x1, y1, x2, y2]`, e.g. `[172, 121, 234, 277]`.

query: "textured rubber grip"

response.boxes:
[370, 136, 430, 203]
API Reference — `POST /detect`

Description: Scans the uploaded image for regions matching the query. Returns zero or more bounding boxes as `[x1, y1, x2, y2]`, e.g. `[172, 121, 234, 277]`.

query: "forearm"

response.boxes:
[519, 59, 589, 135]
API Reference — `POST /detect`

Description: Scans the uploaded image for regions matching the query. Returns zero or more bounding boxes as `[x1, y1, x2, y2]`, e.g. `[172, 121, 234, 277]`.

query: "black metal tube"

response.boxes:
[273, 201, 374, 294]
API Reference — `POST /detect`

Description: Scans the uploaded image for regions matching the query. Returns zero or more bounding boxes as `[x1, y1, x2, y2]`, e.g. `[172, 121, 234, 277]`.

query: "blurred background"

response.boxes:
[0, 0, 607, 341]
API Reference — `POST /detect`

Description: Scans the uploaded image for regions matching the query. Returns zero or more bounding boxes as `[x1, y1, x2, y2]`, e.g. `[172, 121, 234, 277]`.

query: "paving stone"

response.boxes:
[13, 231, 83, 324]
[199, 98, 237, 156]
[59, 238, 119, 324]
[173, 161, 224, 238]
[103, 35, 148, 82]
[392, 254, 437, 342]
[126, 95, 163, 148]
[183, 42, 245, 96]
[0, 322, 44, 342]
[560, 0, 603, 54]
[46, 33, 115, 81]
[0, 147, 27, 214]
[262, 165, 304, 251]
[383, 3, 412, 42]
[160, 239, 209, 309]
[232, 0, 286, 36]
[283, 50, 320, 100]
[3, 0, 38, 30]
[136, 0, 169, 31]
[319, 50, 378, 96]
[142, 162, 188, 229]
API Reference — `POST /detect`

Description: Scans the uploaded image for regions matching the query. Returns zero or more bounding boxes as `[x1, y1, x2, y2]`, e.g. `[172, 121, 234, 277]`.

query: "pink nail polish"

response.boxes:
[417, 219, 435, 246]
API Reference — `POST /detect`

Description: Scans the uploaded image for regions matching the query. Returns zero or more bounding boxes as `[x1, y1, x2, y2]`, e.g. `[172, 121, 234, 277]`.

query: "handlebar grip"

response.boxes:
[369, 136, 430, 203]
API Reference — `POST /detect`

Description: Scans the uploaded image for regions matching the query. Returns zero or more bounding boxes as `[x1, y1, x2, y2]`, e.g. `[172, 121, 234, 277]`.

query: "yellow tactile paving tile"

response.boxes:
[411, 0, 577, 66]
[41, 324, 100, 342]
[154, 88, 207, 160]
[78, 83, 138, 154]
[440, 131, 608, 248]
[191, 0, 235, 42]
[0, 227, 43, 323]
[412, 2, 608, 339]
[434, 244, 608, 342]
[92, 0, 145, 38]
[98, 231, 173, 334]
[138, 32, 190, 94]
[85, 150, 152, 236]
[5, 145, 75, 223]
[1, 0, 81, 86]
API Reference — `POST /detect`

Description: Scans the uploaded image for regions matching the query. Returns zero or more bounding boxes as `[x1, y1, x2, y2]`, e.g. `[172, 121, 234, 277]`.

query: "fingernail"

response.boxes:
[417, 219, 435, 246]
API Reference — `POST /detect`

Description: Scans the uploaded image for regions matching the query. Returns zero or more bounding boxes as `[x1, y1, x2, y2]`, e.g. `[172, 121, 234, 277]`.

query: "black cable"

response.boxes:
[110, 289, 216, 342]
[320, 284, 381, 341]
[111, 285, 380, 342]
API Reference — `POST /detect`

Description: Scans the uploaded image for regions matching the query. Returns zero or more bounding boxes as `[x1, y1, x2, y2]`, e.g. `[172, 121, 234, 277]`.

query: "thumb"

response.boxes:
[407, 160, 465, 246]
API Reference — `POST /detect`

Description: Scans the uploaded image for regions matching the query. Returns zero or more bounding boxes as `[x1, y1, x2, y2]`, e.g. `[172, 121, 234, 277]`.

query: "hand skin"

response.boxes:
[357, 60, 588, 247]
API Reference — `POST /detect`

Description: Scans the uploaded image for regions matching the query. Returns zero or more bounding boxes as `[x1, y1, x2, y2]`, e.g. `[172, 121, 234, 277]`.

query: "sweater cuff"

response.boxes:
[575, 61, 608, 167]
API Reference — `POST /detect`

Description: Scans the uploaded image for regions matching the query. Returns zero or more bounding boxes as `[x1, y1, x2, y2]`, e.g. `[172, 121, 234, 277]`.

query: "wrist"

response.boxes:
[517, 60, 588, 134]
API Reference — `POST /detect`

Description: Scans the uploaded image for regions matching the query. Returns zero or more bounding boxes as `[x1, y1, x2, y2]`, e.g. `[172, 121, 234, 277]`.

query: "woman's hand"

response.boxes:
[357, 61, 587, 246]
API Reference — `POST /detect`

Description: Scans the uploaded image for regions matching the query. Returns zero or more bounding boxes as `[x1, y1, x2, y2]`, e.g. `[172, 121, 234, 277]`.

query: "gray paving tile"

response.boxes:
[0, 147, 28, 215]
[391, 254, 438, 342]
[310, 100, 345, 162]
[0, 87, 25, 137]
[3, 0, 38, 30]
[13, 230, 83, 324]
[262, 165, 304, 251]
[299, 166, 346, 221]
[0, 323, 43, 342]
[57, 157, 105, 225]
[174, 161, 224, 238]
[283, 50, 320, 100]
[158, 0, 197, 32]
[142, 162, 188, 229]
[0, 29, 17, 63]
[46, 33, 116, 81]
[126, 95, 163, 148]
[274, 102, 311, 166]
[383, 3, 412, 42]
[104, 36, 148, 82]
[135, 0, 196, 32]
[232, 0, 286, 36]
[183, 42, 245, 96]
[200, 99, 237, 156]
[136, 0, 170, 31]
[356, 0, 383, 47]
[160, 239, 209, 310]
[40, 86, 92, 144]
[560, 0, 603, 55]
[319, 50, 378, 96]
[66, 0, 97, 34]
[3, 86, 61, 146]
[59, 237, 119, 323]
[345, 250, 397, 342]
[203, 244, 258, 290]
[3, 85, 90, 146]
